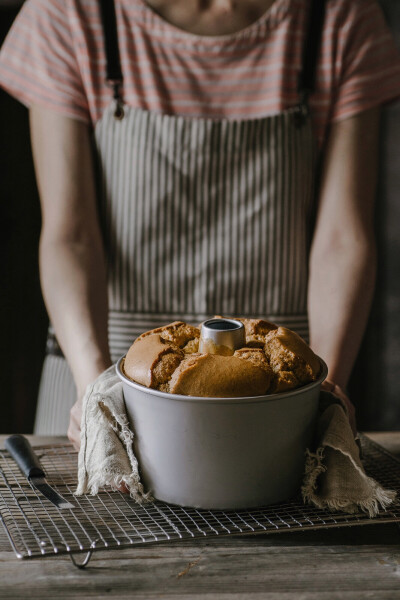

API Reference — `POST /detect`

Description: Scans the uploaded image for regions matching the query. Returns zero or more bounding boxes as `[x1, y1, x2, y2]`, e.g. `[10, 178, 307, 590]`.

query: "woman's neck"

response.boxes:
[144, 0, 276, 36]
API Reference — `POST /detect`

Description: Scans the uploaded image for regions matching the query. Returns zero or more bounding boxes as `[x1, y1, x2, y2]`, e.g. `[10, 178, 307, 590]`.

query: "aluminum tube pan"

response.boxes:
[117, 357, 328, 510]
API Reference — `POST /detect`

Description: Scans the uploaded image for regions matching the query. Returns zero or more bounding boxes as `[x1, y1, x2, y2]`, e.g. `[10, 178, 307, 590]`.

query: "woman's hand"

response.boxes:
[321, 379, 357, 437]
[68, 395, 83, 451]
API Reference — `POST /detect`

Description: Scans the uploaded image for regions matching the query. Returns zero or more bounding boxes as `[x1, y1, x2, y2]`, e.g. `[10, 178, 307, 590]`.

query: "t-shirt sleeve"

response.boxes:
[0, 0, 90, 122]
[331, 0, 400, 122]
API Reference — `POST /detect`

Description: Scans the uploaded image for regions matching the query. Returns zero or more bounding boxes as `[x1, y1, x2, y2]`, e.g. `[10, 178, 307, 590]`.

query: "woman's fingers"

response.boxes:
[343, 397, 357, 438]
[116, 482, 130, 494]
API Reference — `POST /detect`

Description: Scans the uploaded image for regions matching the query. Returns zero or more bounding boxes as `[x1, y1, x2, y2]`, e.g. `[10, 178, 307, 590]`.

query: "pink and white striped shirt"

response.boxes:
[1, 0, 400, 147]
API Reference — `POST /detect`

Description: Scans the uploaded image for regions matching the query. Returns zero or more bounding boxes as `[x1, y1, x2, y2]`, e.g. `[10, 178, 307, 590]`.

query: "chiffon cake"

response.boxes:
[122, 319, 320, 397]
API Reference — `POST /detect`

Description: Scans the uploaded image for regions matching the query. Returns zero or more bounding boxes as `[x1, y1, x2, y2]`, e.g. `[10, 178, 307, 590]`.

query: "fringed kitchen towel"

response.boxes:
[76, 366, 395, 516]
[301, 390, 396, 517]
[75, 365, 151, 503]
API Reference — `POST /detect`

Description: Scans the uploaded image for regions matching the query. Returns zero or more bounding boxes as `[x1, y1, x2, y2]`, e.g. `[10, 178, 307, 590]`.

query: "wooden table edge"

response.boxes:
[0, 432, 400, 455]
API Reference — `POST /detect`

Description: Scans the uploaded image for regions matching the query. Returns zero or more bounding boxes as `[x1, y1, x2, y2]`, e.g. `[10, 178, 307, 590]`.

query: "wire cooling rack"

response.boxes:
[1, 435, 400, 567]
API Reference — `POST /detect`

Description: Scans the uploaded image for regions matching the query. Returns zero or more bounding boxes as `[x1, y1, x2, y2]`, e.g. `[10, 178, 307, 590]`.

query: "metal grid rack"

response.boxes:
[1, 435, 400, 567]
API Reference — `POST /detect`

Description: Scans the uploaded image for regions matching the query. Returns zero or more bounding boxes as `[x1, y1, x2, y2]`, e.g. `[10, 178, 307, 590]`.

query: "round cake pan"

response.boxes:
[116, 357, 328, 510]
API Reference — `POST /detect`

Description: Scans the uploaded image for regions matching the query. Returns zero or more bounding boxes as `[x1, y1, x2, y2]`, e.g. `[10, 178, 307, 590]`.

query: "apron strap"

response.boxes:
[98, 0, 325, 121]
[99, 0, 124, 119]
[296, 0, 326, 123]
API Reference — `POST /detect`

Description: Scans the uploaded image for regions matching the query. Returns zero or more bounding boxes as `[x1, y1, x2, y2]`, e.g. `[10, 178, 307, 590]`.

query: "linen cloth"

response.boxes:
[76, 366, 150, 503]
[76, 366, 396, 516]
[301, 391, 395, 516]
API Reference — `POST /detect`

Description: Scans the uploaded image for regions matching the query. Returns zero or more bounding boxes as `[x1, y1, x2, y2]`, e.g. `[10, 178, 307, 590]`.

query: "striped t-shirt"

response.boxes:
[0, 0, 400, 147]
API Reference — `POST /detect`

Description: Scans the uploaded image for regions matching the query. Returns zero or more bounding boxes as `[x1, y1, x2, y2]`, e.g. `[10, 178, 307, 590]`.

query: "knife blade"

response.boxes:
[5, 434, 74, 510]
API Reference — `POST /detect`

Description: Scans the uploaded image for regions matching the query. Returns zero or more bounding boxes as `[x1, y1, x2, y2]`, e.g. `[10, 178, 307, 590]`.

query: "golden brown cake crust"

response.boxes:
[224, 317, 278, 348]
[123, 334, 183, 388]
[169, 354, 270, 397]
[264, 327, 320, 390]
[233, 347, 273, 390]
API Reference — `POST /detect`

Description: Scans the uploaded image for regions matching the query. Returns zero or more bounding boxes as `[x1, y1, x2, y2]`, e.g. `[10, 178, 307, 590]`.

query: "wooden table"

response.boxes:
[0, 433, 399, 599]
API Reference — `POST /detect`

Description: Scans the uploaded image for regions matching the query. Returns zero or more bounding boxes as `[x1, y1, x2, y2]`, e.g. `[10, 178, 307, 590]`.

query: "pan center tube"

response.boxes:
[199, 318, 245, 356]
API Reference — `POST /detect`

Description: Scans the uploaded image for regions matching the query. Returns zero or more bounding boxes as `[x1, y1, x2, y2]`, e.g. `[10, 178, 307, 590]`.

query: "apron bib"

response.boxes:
[34, 0, 324, 434]
[97, 105, 316, 359]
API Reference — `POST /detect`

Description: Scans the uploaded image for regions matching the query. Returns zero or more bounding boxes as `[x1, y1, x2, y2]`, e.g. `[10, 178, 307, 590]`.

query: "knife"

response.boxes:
[5, 434, 74, 510]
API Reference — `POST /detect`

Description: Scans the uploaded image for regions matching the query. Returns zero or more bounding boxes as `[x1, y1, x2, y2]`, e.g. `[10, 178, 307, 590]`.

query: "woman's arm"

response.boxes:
[30, 106, 112, 446]
[308, 108, 380, 391]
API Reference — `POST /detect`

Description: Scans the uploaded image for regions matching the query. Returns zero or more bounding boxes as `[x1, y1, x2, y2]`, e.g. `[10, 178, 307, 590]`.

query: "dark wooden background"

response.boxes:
[0, 1, 399, 434]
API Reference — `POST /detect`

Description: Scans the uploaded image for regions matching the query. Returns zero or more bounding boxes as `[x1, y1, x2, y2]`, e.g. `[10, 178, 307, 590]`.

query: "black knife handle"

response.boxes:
[4, 434, 45, 479]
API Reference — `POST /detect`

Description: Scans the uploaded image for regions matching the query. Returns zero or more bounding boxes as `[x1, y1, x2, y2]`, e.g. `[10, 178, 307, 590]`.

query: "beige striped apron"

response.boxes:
[34, 1, 323, 435]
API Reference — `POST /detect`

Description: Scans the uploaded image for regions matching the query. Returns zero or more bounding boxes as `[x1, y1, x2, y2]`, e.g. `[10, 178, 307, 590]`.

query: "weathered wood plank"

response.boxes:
[1, 529, 400, 598]
[366, 432, 400, 457]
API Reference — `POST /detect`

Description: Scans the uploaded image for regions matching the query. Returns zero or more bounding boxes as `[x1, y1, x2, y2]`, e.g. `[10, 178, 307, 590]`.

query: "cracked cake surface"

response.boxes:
[122, 319, 320, 397]
[136, 321, 200, 350]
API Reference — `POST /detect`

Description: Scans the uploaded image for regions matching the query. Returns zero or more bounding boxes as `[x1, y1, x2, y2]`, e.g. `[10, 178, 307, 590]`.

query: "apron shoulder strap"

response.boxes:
[298, 0, 327, 102]
[99, 0, 124, 119]
[98, 0, 326, 121]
